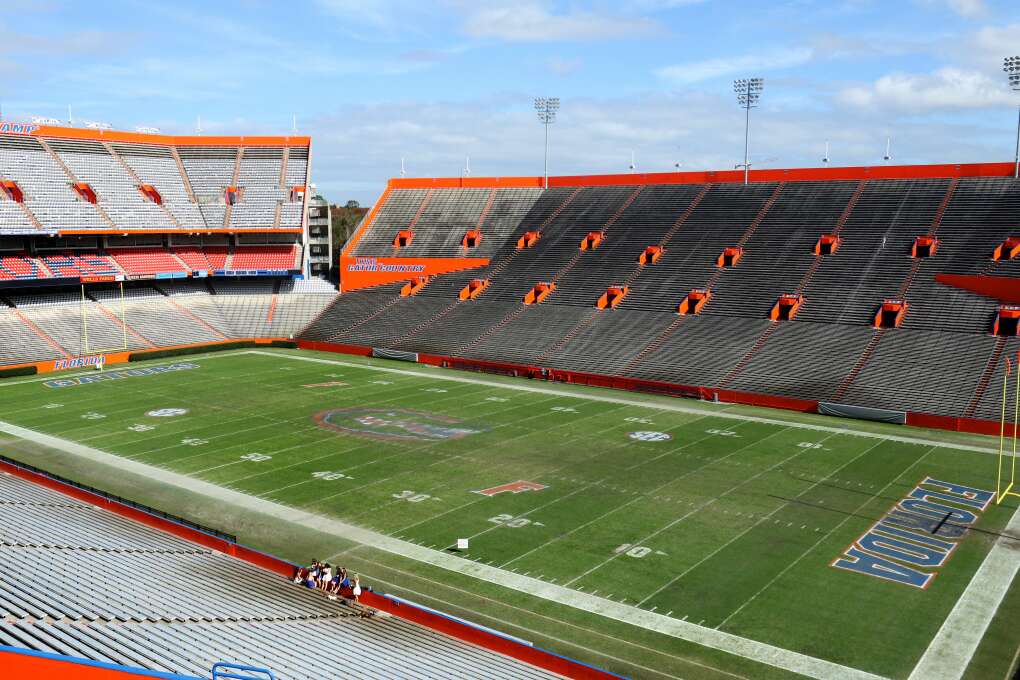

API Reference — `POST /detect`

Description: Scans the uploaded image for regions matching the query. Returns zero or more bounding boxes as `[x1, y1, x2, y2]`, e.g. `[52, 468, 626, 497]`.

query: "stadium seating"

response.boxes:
[40, 251, 120, 278]
[108, 247, 189, 276]
[231, 244, 300, 270]
[0, 472, 553, 680]
[303, 175, 1020, 423]
[0, 252, 48, 280]
[0, 133, 308, 234]
[171, 245, 228, 271]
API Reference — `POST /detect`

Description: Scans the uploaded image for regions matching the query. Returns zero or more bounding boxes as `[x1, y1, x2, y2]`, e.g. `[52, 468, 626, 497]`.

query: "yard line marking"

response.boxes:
[249, 351, 1001, 456]
[907, 498, 1020, 680]
[392, 403, 660, 536]
[332, 556, 742, 680]
[501, 419, 771, 570]
[0, 418, 884, 680]
[637, 434, 880, 606]
[716, 446, 939, 630]
[564, 427, 809, 588]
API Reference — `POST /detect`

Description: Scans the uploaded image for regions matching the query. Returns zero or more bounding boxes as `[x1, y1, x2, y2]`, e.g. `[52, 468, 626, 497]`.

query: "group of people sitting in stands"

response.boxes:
[293, 559, 362, 603]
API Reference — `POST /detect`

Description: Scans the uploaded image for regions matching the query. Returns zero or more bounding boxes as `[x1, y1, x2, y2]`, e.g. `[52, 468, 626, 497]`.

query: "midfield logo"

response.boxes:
[831, 478, 994, 588]
[314, 407, 486, 442]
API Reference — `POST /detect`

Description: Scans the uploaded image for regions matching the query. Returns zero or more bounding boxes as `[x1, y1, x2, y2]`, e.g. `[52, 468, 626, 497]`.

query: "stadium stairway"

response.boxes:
[305, 175, 1020, 422]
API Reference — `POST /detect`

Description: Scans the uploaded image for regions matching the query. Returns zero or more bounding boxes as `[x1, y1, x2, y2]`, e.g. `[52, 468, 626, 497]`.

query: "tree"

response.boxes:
[330, 201, 369, 254]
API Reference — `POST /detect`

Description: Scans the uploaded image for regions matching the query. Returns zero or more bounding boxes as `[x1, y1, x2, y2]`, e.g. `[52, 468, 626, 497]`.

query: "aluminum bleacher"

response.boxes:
[304, 169, 1020, 424]
[0, 471, 557, 679]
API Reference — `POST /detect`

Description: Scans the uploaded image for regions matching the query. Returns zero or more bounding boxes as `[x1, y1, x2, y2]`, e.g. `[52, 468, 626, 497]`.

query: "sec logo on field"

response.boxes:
[628, 431, 672, 442]
[146, 408, 189, 418]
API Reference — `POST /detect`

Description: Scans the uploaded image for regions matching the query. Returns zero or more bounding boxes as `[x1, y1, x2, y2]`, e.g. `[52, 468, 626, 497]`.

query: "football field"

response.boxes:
[0, 348, 1018, 680]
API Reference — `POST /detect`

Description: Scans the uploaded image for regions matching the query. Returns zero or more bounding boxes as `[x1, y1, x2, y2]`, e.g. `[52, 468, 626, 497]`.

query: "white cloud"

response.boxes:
[970, 23, 1020, 62]
[299, 86, 1016, 206]
[545, 57, 582, 76]
[655, 48, 814, 84]
[461, 2, 660, 42]
[946, 0, 987, 17]
[839, 67, 1014, 111]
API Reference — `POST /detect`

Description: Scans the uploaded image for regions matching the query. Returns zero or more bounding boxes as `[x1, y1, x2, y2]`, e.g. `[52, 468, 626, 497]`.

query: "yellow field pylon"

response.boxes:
[997, 355, 1020, 504]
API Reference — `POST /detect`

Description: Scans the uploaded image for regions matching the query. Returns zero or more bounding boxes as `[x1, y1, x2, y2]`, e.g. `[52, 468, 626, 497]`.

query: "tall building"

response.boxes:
[306, 187, 332, 279]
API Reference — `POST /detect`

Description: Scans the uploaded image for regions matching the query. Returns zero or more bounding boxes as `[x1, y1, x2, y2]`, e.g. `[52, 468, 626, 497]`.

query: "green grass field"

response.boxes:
[0, 348, 1017, 680]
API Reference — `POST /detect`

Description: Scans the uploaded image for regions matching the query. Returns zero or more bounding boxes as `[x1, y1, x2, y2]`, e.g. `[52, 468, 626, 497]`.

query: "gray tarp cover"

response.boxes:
[818, 401, 907, 425]
[372, 348, 420, 363]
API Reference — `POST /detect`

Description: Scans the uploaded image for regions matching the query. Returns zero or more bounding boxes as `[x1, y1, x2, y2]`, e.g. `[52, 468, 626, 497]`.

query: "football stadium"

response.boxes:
[2, 4, 1020, 680]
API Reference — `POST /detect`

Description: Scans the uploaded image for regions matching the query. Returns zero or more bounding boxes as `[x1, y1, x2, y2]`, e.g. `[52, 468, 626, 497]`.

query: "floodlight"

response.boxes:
[734, 77, 765, 184]
[1006, 57, 1020, 178]
[535, 97, 560, 188]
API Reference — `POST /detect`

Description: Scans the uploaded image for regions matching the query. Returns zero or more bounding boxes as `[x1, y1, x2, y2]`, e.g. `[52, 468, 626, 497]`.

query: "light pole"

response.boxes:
[1005, 56, 1020, 179]
[734, 78, 763, 185]
[535, 97, 559, 189]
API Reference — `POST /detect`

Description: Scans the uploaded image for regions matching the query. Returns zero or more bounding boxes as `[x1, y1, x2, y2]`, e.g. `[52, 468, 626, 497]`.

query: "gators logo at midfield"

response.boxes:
[314, 408, 487, 442]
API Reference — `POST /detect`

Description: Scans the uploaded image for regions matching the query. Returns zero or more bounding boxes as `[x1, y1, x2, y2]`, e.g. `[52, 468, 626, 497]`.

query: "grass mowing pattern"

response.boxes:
[0, 349, 1017, 679]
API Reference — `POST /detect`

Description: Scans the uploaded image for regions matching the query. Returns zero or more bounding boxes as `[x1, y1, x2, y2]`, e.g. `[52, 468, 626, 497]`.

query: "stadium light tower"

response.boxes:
[734, 78, 763, 185]
[1005, 56, 1020, 179]
[535, 97, 559, 189]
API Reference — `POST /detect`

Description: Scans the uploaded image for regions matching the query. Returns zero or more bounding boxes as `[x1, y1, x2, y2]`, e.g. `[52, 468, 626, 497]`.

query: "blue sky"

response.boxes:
[1, 0, 1018, 204]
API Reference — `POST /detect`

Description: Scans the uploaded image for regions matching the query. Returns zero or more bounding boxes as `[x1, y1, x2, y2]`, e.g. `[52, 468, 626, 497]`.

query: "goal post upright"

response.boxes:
[80, 282, 91, 357]
[119, 280, 128, 351]
[997, 355, 1020, 505]
[78, 279, 130, 357]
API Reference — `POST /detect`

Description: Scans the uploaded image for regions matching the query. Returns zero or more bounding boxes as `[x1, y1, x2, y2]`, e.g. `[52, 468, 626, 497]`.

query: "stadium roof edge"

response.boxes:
[386, 161, 1017, 189]
[0, 123, 310, 147]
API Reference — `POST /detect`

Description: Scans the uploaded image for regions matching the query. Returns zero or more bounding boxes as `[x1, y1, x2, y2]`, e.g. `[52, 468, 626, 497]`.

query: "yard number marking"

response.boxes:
[706, 429, 739, 437]
[241, 453, 272, 462]
[489, 514, 544, 528]
[614, 544, 667, 558]
[392, 490, 438, 503]
[312, 471, 350, 481]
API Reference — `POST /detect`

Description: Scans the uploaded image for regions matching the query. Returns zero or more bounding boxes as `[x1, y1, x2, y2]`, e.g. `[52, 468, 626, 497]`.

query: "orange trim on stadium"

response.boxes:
[386, 161, 1017, 190]
[342, 185, 393, 257]
[16, 125, 310, 148]
[56, 228, 302, 236]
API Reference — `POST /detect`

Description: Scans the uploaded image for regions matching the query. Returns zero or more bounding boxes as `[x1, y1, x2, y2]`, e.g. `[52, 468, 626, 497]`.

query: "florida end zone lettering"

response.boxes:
[831, 478, 993, 588]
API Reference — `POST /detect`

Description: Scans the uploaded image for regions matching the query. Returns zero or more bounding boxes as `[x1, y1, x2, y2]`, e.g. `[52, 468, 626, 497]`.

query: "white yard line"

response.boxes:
[907, 500, 1020, 680]
[637, 432, 855, 606]
[252, 351, 1002, 456]
[717, 446, 937, 630]
[0, 419, 884, 680]
[564, 427, 805, 588]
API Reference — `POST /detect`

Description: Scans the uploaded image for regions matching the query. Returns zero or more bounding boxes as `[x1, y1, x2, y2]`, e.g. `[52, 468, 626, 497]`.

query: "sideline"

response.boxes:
[0, 419, 883, 680]
[253, 350, 1003, 456]
[907, 500, 1020, 680]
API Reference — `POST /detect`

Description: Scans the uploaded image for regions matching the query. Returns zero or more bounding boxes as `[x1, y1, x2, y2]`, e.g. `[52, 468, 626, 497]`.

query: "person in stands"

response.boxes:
[326, 567, 342, 600]
[293, 559, 319, 585]
[351, 574, 362, 604]
[305, 562, 319, 589]
[318, 563, 333, 590]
